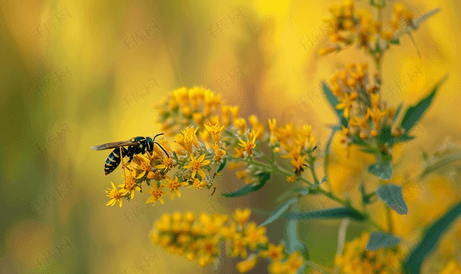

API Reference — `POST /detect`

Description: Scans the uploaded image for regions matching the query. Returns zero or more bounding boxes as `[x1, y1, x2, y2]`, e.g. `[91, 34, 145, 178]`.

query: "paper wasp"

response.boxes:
[91, 133, 169, 175]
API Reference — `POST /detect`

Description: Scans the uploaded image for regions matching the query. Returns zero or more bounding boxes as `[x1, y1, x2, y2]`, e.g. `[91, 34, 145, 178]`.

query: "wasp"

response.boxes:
[91, 133, 169, 175]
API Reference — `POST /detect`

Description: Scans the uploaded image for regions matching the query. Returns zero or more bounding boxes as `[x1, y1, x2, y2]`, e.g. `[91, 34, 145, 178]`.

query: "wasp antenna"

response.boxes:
[154, 141, 170, 158]
[153, 133, 164, 141]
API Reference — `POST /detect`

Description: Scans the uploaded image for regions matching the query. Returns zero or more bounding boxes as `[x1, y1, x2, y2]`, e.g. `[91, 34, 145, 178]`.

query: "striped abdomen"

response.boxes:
[104, 147, 134, 175]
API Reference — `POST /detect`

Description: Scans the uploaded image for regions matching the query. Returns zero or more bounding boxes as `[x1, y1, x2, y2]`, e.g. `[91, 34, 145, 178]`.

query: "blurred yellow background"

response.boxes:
[1, 0, 461, 273]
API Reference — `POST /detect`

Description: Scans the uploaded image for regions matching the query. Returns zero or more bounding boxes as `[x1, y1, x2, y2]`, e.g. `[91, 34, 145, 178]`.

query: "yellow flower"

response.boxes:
[290, 155, 307, 176]
[234, 118, 247, 134]
[231, 234, 248, 258]
[164, 176, 189, 200]
[211, 142, 226, 162]
[220, 222, 238, 240]
[244, 222, 268, 250]
[260, 243, 285, 261]
[155, 156, 174, 170]
[335, 232, 404, 273]
[184, 153, 211, 178]
[285, 251, 304, 273]
[204, 122, 225, 143]
[175, 126, 199, 154]
[145, 185, 168, 206]
[105, 182, 128, 207]
[229, 106, 239, 121]
[237, 256, 258, 273]
[132, 153, 154, 177]
[119, 168, 142, 199]
[269, 261, 289, 274]
[286, 176, 297, 183]
[190, 178, 207, 189]
[238, 134, 257, 156]
[335, 92, 358, 119]
[233, 208, 251, 227]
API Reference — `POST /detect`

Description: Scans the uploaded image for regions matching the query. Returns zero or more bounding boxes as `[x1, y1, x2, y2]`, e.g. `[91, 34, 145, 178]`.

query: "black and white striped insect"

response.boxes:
[91, 133, 169, 175]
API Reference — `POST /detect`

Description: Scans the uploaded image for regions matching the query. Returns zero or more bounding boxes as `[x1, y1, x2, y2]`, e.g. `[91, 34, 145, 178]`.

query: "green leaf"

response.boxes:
[375, 184, 408, 215]
[283, 207, 367, 222]
[222, 172, 270, 198]
[260, 198, 298, 227]
[393, 103, 403, 122]
[403, 199, 461, 274]
[366, 232, 401, 251]
[390, 39, 400, 45]
[322, 82, 347, 127]
[414, 8, 441, 29]
[217, 158, 227, 172]
[361, 148, 379, 154]
[378, 126, 393, 145]
[276, 188, 309, 203]
[368, 156, 392, 180]
[400, 76, 447, 133]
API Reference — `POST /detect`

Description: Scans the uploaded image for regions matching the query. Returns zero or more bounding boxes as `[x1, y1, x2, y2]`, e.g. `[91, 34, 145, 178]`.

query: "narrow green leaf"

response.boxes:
[283, 207, 367, 222]
[376, 184, 408, 215]
[414, 8, 441, 29]
[222, 172, 270, 198]
[390, 39, 400, 45]
[393, 103, 403, 122]
[378, 126, 393, 145]
[260, 198, 298, 227]
[321, 82, 346, 124]
[368, 156, 392, 180]
[276, 188, 309, 203]
[403, 199, 461, 274]
[366, 232, 401, 251]
[400, 76, 447, 133]
[217, 158, 227, 172]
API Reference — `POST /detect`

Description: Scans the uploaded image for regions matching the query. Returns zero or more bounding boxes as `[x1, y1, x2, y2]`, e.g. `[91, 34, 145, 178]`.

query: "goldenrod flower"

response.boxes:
[231, 234, 248, 258]
[119, 168, 142, 199]
[204, 122, 225, 143]
[184, 153, 211, 178]
[286, 176, 297, 183]
[244, 222, 268, 250]
[285, 251, 304, 273]
[190, 178, 207, 189]
[105, 182, 128, 207]
[234, 118, 247, 134]
[237, 256, 258, 273]
[164, 176, 189, 200]
[260, 243, 285, 261]
[211, 142, 226, 162]
[233, 208, 251, 227]
[335, 232, 404, 273]
[146, 185, 168, 206]
[238, 134, 257, 156]
[155, 156, 174, 170]
[291, 155, 307, 176]
[335, 92, 358, 119]
[220, 222, 237, 240]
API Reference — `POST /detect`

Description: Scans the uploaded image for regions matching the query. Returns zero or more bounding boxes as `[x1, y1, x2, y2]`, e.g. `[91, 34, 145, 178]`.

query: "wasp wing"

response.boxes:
[91, 140, 134, 150]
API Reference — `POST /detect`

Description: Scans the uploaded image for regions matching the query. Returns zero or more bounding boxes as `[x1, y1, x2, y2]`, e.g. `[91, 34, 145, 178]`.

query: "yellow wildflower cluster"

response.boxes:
[329, 63, 404, 146]
[105, 126, 220, 207]
[335, 232, 405, 274]
[150, 208, 304, 273]
[320, 0, 419, 55]
[155, 86, 317, 185]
